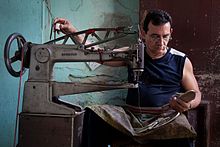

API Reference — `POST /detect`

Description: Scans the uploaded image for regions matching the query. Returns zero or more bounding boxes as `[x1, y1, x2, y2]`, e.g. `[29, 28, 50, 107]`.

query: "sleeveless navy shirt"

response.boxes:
[126, 48, 187, 107]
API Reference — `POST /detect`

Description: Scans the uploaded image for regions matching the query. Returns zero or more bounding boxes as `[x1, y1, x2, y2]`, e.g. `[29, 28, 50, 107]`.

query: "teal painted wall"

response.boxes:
[0, 0, 138, 146]
[0, 0, 42, 146]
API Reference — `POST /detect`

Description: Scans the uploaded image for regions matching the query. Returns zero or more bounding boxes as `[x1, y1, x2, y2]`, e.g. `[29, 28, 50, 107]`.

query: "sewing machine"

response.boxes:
[4, 27, 144, 147]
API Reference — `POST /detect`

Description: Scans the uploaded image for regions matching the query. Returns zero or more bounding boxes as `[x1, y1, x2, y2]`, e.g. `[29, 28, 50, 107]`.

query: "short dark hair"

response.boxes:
[143, 9, 172, 33]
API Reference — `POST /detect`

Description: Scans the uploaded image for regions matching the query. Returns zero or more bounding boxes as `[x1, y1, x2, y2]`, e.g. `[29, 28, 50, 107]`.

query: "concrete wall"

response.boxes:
[0, 0, 138, 146]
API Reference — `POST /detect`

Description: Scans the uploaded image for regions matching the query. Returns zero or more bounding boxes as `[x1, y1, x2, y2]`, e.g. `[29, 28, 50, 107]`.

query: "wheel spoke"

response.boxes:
[17, 38, 23, 50]
[10, 56, 19, 63]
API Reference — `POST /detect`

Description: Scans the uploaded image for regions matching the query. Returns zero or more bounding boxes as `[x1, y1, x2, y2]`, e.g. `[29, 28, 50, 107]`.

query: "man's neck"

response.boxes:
[146, 47, 168, 59]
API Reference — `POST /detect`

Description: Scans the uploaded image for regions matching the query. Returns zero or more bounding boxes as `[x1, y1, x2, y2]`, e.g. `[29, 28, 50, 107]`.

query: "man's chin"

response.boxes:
[155, 47, 165, 51]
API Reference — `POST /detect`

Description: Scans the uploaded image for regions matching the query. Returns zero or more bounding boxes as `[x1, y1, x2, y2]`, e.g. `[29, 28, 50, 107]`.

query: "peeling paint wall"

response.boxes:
[0, 1, 138, 146]
[43, 0, 139, 108]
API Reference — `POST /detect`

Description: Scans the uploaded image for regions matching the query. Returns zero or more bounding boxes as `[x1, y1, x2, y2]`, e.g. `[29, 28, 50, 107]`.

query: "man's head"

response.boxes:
[143, 9, 172, 33]
[142, 9, 173, 58]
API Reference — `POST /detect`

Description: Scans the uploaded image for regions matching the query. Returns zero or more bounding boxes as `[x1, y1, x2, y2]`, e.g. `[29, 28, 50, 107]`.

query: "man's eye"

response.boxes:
[163, 35, 170, 39]
[151, 35, 159, 39]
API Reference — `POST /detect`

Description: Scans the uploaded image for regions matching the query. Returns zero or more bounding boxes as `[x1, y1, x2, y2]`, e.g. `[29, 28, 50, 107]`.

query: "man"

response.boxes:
[126, 10, 201, 112]
[54, 9, 201, 147]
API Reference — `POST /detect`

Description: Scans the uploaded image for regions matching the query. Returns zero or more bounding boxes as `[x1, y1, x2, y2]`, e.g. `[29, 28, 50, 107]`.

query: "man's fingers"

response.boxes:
[170, 97, 191, 112]
[54, 18, 67, 25]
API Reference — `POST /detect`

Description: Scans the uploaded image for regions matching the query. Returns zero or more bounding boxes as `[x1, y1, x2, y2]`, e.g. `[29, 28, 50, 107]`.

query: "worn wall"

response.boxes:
[47, 0, 139, 108]
[0, 0, 139, 146]
[140, 0, 220, 147]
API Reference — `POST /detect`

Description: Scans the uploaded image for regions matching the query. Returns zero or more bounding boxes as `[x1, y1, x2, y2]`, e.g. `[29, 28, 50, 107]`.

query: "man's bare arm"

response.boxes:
[170, 57, 201, 112]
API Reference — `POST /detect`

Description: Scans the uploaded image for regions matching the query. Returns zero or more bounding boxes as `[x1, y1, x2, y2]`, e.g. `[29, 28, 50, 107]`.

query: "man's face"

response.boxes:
[143, 21, 172, 54]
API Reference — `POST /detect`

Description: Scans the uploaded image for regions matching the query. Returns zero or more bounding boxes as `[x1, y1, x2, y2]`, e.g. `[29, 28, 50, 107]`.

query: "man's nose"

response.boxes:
[156, 37, 163, 44]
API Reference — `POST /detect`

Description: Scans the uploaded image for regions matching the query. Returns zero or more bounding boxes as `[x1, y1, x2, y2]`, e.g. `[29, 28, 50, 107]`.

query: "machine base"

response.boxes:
[17, 112, 84, 147]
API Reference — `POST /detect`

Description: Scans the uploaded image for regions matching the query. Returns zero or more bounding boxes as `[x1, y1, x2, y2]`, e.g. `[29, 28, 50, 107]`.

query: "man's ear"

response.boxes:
[169, 28, 173, 41]
[170, 28, 173, 34]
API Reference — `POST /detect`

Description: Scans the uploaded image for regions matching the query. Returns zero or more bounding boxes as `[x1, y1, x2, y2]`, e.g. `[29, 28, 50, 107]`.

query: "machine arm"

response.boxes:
[45, 26, 136, 49]
[52, 82, 138, 97]
[4, 27, 137, 78]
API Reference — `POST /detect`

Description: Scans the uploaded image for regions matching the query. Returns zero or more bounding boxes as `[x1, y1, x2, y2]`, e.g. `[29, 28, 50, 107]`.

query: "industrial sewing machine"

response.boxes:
[4, 27, 144, 147]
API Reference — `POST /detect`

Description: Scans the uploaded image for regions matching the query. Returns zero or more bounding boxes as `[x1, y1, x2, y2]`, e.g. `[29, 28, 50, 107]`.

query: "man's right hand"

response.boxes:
[53, 18, 77, 34]
[53, 18, 84, 43]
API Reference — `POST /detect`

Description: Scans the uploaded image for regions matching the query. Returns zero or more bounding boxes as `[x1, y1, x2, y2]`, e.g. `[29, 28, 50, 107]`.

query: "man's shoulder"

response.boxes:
[169, 48, 186, 57]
